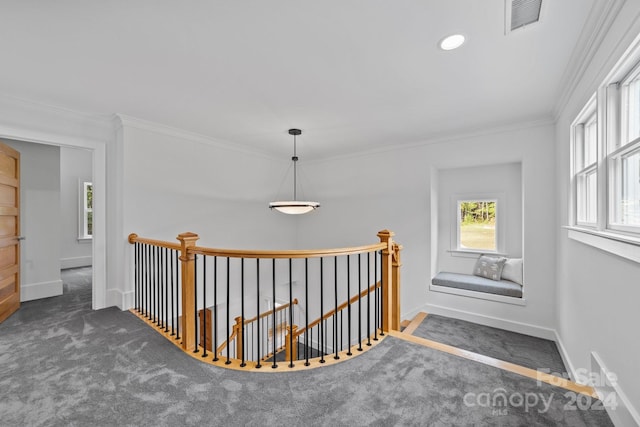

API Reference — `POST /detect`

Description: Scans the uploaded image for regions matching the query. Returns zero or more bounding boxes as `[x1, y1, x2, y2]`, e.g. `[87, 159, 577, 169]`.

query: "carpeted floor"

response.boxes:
[411, 314, 567, 375]
[0, 268, 612, 426]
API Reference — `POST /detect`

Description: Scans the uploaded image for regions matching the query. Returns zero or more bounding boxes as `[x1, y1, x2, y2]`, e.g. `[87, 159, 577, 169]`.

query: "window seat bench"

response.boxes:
[432, 272, 523, 298]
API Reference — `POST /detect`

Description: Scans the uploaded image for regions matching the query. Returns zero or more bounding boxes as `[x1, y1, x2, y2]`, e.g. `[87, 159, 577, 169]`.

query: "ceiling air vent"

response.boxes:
[505, 0, 542, 33]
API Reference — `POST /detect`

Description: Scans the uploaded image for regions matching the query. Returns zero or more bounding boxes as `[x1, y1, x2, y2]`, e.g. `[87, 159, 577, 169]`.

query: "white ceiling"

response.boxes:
[0, 0, 599, 158]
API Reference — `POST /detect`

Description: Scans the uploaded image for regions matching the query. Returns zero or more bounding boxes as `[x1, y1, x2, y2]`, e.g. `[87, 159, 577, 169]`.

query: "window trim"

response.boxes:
[571, 95, 599, 228]
[451, 193, 505, 255]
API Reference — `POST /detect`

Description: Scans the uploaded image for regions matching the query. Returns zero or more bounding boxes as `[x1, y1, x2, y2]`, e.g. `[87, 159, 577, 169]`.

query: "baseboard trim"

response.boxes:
[106, 289, 134, 310]
[422, 303, 556, 340]
[21, 279, 63, 302]
[61, 256, 93, 269]
[554, 330, 578, 381]
[591, 352, 640, 427]
[402, 304, 428, 322]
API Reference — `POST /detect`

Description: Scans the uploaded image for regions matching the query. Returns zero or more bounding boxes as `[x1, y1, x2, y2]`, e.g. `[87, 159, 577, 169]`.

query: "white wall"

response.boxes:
[116, 117, 298, 308]
[3, 139, 62, 301]
[436, 162, 522, 275]
[297, 122, 557, 337]
[555, 1, 640, 421]
[60, 146, 93, 269]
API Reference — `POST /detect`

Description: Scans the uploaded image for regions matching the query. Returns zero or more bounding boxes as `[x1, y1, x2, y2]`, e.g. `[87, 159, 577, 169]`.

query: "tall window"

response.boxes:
[573, 105, 598, 226]
[80, 181, 93, 239]
[609, 69, 640, 231]
[456, 199, 497, 252]
[571, 53, 640, 239]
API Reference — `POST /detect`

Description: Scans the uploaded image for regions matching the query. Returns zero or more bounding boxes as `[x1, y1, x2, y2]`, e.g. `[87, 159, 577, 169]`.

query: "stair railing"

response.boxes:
[128, 230, 401, 371]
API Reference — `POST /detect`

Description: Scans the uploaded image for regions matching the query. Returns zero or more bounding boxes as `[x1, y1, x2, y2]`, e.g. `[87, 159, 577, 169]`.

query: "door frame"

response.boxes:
[0, 128, 107, 310]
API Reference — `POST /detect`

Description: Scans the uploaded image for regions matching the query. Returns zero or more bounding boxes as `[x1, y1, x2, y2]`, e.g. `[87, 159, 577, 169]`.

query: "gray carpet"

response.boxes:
[0, 268, 612, 426]
[412, 314, 567, 375]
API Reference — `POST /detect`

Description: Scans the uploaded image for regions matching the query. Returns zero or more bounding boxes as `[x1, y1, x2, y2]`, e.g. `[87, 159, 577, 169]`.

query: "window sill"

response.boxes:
[77, 237, 93, 243]
[447, 250, 508, 258]
[564, 226, 640, 264]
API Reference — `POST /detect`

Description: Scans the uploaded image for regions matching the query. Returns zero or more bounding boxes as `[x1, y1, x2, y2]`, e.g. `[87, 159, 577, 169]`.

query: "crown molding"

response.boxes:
[115, 114, 281, 161]
[306, 116, 555, 164]
[0, 93, 113, 145]
[553, 0, 627, 118]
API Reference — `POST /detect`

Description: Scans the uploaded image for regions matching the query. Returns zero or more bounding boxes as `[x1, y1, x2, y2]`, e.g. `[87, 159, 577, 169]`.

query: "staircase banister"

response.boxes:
[293, 281, 381, 338]
[241, 298, 298, 325]
[190, 242, 387, 259]
[128, 233, 181, 251]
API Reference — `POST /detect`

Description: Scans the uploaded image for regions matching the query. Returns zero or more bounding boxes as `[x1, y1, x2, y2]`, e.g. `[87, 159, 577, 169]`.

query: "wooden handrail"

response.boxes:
[293, 281, 381, 338]
[190, 242, 387, 259]
[128, 233, 181, 251]
[216, 329, 237, 356]
[213, 300, 299, 357]
[241, 299, 298, 325]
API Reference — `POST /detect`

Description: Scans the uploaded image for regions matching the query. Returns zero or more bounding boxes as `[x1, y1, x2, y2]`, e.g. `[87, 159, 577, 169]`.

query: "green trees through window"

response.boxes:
[458, 200, 496, 251]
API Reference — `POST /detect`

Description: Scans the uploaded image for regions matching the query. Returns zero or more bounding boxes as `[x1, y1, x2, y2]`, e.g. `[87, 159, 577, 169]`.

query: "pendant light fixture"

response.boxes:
[269, 129, 320, 215]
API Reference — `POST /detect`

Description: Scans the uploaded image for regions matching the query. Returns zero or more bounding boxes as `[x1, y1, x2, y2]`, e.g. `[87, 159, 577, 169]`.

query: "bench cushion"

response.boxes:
[432, 272, 523, 298]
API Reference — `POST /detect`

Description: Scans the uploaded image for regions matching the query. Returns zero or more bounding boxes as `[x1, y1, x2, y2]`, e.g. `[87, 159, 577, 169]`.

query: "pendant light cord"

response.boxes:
[293, 134, 298, 201]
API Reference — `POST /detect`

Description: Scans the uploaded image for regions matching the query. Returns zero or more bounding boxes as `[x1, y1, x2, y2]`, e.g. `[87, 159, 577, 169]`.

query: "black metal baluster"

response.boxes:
[288, 258, 294, 367]
[155, 246, 162, 326]
[141, 244, 146, 316]
[212, 256, 218, 361]
[202, 255, 208, 357]
[134, 243, 138, 312]
[240, 258, 246, 367]
[226, 257, 231, 364]
[367, 252, 371, 346]
[146, 244, 151, 319]
[379, 250, 384, 336]
[175, 250, 180, 340]
[347, 255, 352, 355]
[272, 258, 277, 369]
[358, 253, 363, 351]
[170, 249, 175, 336]
[164, 248, 169, 332]
[150, 245, 154, 321]
[158, 247, 162, 327]
[256, 259, 261, 368]
[374, 250, 379, 341]
[304, 258, 309, 366]
[333, 256, 339, 360]
[319, 258, 325, 363]
[193, 254, 199, 354]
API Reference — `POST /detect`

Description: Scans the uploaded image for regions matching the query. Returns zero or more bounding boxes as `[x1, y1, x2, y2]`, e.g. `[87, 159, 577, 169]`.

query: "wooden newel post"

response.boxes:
[391, 242, 402, 331]
[177, 232, 199, 351]
[378, 230, 399, 332]
[285, 325, 298, 361]
[234, 316, 244, 360]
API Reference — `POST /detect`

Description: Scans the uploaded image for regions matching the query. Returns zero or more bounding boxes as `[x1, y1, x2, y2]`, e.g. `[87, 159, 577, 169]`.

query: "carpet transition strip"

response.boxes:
[393, 312, 596, 398]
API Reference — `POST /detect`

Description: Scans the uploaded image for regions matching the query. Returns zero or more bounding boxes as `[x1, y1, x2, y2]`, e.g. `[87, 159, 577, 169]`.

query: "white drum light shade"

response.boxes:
[269, 129, 320, 215]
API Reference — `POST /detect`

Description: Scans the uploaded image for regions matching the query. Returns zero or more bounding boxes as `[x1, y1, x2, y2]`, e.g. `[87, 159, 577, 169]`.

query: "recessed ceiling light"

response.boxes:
[439, 34, 466, 51]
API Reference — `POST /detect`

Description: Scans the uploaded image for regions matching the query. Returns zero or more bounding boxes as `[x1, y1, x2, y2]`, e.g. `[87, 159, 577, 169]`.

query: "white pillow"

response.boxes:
[502, 258, 523, 285]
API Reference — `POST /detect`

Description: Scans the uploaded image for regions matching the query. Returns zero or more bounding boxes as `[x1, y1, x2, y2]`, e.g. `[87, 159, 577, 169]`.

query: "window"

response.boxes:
[570, 47, 640, 249]
[456, 199, 498, 252]
[80, 181, 93, 239]
[609, 68, 640, 232]
[573, 104, 598, 226]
